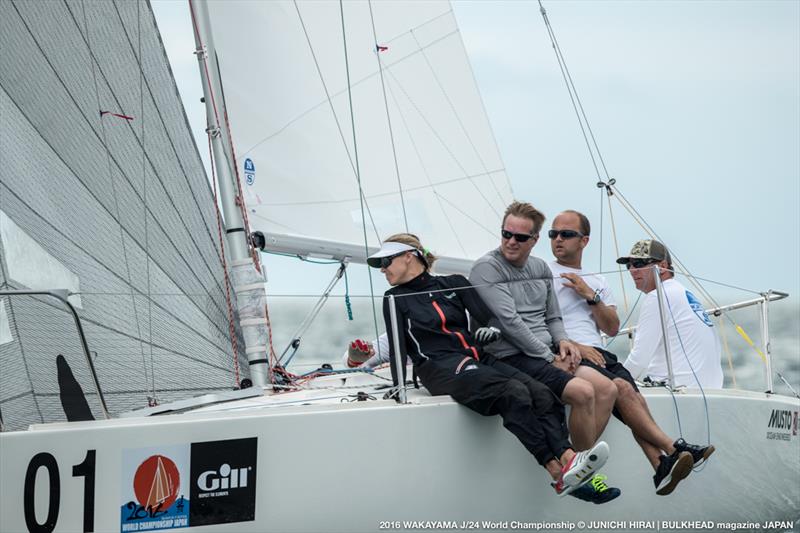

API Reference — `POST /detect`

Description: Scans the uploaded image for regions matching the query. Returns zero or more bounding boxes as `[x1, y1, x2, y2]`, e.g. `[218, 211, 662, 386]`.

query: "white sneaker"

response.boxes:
[554, 441, 610, 496]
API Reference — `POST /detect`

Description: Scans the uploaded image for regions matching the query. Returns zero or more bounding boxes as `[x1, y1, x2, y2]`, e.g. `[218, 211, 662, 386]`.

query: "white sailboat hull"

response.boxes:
[2, 388, 798, 533]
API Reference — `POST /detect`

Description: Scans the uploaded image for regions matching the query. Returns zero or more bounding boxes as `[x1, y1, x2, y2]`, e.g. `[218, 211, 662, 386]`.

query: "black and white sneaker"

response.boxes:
[673, 438, 715, 467]
[567, 475, 621, 504]
[653, 451, 693, 496]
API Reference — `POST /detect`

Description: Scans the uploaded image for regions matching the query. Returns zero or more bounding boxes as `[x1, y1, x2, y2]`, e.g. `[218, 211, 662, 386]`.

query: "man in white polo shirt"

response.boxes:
[549, 210, 715, 495]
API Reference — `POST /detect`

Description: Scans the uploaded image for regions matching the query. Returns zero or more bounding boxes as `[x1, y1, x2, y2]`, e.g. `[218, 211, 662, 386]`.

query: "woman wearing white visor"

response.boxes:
[368, 233, 616, 503]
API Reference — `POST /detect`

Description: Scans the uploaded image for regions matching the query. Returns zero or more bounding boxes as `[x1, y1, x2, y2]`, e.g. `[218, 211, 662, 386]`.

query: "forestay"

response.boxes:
[203, 0, 514, 260]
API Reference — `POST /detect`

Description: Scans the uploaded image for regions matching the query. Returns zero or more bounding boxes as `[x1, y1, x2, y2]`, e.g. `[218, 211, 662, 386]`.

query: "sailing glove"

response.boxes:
[347, 339, 373, 367]
[473, 326, 501, 345]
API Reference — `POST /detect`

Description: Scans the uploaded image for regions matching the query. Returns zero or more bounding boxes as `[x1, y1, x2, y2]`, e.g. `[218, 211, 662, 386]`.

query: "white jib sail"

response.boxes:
[202, 0, 514, 261]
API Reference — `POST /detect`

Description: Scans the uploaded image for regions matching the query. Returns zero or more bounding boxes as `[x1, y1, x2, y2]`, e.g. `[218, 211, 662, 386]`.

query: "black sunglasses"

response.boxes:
[626, 258, 659, 269]
[375, 251, 408, 269]
[501, 229, 536, 243]
[548, 229, 585, 240]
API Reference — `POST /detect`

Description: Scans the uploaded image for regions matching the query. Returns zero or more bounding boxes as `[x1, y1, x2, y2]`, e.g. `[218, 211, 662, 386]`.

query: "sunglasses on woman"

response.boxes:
[501, 229, 535, 243]
[375, 251, 408, 269]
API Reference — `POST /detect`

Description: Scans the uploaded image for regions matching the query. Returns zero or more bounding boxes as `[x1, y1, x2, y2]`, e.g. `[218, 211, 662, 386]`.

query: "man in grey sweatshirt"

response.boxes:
[469, 201, 617, 452]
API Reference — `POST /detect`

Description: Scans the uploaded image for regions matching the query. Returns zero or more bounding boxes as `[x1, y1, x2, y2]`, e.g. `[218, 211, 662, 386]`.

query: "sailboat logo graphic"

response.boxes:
[133, 454, 181, 511]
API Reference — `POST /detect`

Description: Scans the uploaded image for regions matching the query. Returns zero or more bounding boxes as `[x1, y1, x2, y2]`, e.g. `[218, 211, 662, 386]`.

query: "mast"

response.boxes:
[190, 0, 269, 388]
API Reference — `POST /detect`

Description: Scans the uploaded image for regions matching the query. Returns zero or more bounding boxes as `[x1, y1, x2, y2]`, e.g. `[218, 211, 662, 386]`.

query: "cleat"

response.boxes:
[673, 438, 715, 467]
[568, 475, 621, 504]
[553, 441, 610, 497]
[654, 451, 693, 495]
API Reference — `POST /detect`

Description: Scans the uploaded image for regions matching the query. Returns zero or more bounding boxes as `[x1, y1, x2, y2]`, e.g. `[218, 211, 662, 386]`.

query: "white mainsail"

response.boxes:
[201, 0, 513, 259]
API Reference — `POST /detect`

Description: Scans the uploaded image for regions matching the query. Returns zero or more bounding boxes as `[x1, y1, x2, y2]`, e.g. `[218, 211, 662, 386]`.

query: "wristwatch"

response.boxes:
[586, 289, 602, 306]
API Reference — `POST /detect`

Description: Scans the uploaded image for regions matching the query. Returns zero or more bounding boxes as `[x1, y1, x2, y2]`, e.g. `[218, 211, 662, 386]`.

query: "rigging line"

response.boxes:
[381, 8, 454, 46]
[206, 133, 241, 387]
[383, 78, 469, 257]
[292, 0, 381, 243]
[255, 167, 507, 207]
[0, 183, 234, 355]
[538, 1, 614, 183]
[368, 0, 408, 232]
[609, 184, 721, 308]
[598, 187, 604, 272]
[409, 29, 506, 214]
[536, 1, 602, 181]
[452, 24, 515, 199]
[601, 290, 642, 349]
[339, 0, 383, 349]
[605, 184, 717, 307]
[605, 191, 630, 316]
[240, 27, 459, 158]
[663, 290, 712, 445]
[0, 296, 45, 424]
[382, 65, 501, 215]
[31, 293, 237, 372]
[717, 315, 738, 389]
[29, 1, 232, 324]
[246, 211, 307, 236]
[92, 2, 233, 295]
[79, 0, 153, 400]
[435, 191, 498, 240]
[136, 0, 157, 403]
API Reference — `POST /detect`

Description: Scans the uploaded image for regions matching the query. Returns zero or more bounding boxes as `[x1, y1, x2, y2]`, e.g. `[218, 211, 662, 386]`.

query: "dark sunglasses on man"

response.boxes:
[501, 229, 536, 243]
[547, 229, 584, 240]
[626, 258, 660, 269]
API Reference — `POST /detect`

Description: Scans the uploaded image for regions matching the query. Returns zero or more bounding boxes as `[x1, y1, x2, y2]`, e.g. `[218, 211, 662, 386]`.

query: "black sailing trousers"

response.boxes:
[414, 352, 571, 466]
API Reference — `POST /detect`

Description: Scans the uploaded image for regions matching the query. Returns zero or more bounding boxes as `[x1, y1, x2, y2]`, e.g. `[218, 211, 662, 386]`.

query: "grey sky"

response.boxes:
[152, 0, 799, 306]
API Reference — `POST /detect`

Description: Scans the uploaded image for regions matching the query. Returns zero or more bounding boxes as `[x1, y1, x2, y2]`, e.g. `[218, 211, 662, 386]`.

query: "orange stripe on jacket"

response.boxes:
[431, 300, 480, 360]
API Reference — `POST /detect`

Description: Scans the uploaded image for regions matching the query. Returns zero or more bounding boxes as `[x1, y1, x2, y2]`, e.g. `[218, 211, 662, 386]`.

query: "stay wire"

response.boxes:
[382, 65, 501, 219]
[367, 0, 408, 232]
[537, 1, 603, 182]
[292, 0, 381, 244]
[382, 80, 469, 257]
[662, 286, 712, 449]
[408, 29, 505, 214]
[338, 0, 383, 350]
[135, 0, 157, 403]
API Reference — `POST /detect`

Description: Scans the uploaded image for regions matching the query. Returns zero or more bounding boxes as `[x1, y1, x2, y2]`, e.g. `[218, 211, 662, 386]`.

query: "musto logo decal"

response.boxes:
[766, 409, 799, 441]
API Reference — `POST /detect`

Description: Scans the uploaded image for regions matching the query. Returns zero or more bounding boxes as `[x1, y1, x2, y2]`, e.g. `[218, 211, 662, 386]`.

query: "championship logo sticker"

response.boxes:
[189, 437, 258, 526]
[121, 445, 190, 532]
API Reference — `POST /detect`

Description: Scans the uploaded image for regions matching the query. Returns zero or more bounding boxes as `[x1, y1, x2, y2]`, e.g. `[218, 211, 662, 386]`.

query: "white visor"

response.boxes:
[367, 242, 421, 268]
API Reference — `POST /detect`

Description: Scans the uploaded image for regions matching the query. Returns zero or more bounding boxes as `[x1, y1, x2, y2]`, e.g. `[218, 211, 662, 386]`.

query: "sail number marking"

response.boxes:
[23, 450, 96, 533]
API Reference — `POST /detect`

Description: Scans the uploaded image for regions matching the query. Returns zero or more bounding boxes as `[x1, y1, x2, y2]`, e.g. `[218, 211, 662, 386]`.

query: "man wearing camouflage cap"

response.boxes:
[617, 239, 724, 389]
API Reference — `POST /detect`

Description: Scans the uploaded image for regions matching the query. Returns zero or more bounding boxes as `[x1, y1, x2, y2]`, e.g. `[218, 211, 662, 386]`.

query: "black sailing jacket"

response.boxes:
[381, 272, 502, 386]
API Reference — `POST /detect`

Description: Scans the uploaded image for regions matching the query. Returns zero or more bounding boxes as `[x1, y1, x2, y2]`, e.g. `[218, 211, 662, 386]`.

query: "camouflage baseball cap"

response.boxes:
[616, 239, 671, 265]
